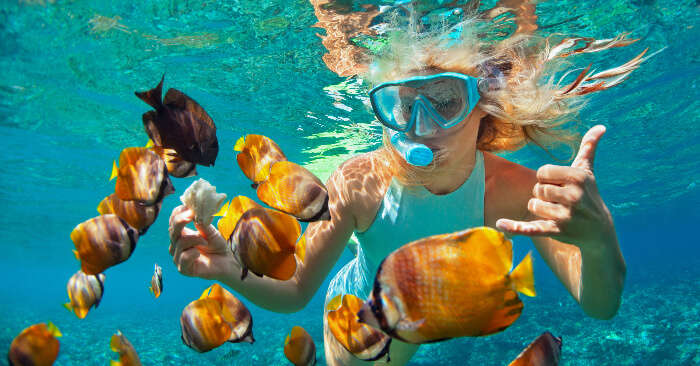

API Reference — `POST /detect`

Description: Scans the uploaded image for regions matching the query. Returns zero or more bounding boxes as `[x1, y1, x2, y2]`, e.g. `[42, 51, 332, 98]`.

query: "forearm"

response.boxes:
[578, 229, 626, 319]
[216, 259, 309, 313]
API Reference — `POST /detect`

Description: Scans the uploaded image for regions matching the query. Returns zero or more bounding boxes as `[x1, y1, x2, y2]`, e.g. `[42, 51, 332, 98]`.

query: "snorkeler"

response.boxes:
[166, 5, 654, 364]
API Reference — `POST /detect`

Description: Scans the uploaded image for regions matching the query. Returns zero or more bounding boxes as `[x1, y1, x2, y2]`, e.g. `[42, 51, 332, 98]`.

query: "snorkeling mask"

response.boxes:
[369, 72, 481, 166]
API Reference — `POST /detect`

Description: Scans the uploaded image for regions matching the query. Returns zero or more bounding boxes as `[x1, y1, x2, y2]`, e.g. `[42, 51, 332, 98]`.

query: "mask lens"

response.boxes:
[417, 78, 467, 124]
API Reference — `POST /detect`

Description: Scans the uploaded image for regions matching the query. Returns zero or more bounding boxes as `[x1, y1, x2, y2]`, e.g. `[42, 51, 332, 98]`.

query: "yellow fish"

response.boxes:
[97, 193, 161, 235]
[229, 207, 301, 281]
[234, 134, 287, 187]
[64, 270, 105, 319]
[326, 294, 391, 362]
[215, 196, 262, 241]
[180, 284, 254, 353]
[111, 147, 174, 205]
[283, 326, 316, 366]
[8, 322, 61, 366]
[508, 332, 562, 366]
[358, 227, 535, 344]
[110, 330, 142, 366]
[71, 214, 139, 275]
[150, 146, 197, 178]
[256, 161, 330, 222]
[149, 263, 163, 299]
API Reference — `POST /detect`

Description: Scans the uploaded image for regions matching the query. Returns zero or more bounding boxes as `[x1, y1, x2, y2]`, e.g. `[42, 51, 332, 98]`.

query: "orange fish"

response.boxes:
[8, 322, 61, 366]
[326, 294, 391, 362]
[150, 146, 197, 178]
[214, 196, 263, 241]
[149, 263, 163, 298]
[136, 75, 218, 166]
[256, 161, 330, 222]
[110, 330, 142, 366]
[234, 134, 287, 187]
[229, 207, 301, 281]
[97, 193, 161, 235]
[180, 284, 254, 353]
[358, 227, 535, 344]
[71, 214, 139, 275]
[111, 147, 174, 205]
[508, 332, 562, 366]
[64, 270, 105, 319]
[283, 326, 316, 366]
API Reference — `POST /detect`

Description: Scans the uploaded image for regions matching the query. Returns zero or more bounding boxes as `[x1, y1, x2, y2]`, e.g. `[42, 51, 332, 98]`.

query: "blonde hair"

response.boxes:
[366, 13, 654, 185]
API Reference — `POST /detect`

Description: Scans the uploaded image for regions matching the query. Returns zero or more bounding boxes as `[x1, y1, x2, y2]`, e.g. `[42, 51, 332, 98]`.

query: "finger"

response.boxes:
[169, 208, 194, 243]
[537, 165, 587, 185]
[175, 247, 199, 277]
[533, 183, 580, 205]
[172, 235, 207, 260]
[195, 222, 224, 242]
[496, 218, 561, 237]
[528, 198, 570, 222]
[572, 125, 606, 171]
[169, 205, 190, 228]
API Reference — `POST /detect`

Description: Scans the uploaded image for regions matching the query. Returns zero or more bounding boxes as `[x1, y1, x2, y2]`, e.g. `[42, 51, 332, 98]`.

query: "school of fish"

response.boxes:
[9, 76, 571, 366]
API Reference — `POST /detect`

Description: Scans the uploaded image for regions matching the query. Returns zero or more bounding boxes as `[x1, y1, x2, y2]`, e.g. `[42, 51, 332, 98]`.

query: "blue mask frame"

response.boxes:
[369, 72, 482, 133]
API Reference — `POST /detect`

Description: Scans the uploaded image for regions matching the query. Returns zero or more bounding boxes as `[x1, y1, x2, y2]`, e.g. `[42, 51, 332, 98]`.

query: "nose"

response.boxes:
[409, 100, 440, 138]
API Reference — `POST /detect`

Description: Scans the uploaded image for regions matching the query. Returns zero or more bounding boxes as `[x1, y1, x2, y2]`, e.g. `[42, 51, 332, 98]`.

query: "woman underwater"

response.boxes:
[167, 9, 650, 365]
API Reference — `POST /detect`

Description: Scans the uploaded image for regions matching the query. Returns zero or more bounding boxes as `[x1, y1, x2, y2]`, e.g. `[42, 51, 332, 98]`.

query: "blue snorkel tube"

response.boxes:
[388, 128, 434, 167]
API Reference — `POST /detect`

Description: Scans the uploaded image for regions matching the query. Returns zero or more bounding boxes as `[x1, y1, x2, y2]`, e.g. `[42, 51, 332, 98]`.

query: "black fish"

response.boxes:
[136, 75, 218, 166]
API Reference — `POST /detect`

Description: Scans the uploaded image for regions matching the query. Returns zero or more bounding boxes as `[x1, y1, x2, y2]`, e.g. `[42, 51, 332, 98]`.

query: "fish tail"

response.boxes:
[62, 303, 73, 312]
[510, 252, 536, 297]
[145, 139, 154, 148]
[47, 322, 62, 337]
[295, 235, 307, 264]
[110, 360, 122, 366]
[149, 286, 153, 294]
[134, 74, 165, 109]
[110, 160, 118, 181]
[234, 135, 246, 152]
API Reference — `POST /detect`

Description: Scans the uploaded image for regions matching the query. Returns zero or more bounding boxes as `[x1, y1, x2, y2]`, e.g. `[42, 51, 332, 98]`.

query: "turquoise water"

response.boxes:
[1, 0, 699, 365]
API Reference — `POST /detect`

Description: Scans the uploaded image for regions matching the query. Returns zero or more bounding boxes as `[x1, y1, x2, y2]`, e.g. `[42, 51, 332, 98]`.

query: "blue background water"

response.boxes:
[0, 0, 698, 365]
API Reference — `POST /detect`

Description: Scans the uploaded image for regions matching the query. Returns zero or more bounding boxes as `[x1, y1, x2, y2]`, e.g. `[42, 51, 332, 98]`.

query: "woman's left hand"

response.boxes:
[496, 125, 615, 249]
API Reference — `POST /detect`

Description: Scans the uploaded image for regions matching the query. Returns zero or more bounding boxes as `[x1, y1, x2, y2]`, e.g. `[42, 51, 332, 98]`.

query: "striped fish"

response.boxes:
[358, 227, 535, 344]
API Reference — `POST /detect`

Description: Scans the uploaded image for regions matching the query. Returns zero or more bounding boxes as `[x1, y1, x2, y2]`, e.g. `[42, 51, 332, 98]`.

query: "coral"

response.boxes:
[180, 179, 227, 227]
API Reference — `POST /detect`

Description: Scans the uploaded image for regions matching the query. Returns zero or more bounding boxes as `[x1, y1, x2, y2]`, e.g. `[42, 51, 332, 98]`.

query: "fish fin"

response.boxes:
[511, 252, 536, 297]
[47, 322, 62, 337]
[213, 200, 229, 217]
[396, 318, 424, 331]
[134, 74, 164, 109]
[110, 360, 122, 366]
[63, 302, 73, 311]
[234, 136, 246, 152]
[326, 294, 343, 311]
[72, 249, 80, 260]
[145, 139, 154, 148]
[110, 160, 118, 181]
[481, 294, 523, 336]
[221, 303, 236, 324]
[199, 285, 213, 300]
[295, 235, 307, 264]
[240, 267, 248, 280]
[149, 286, 153, 294]
[240, 334, 255, 343]
[110, 332, 122, 352]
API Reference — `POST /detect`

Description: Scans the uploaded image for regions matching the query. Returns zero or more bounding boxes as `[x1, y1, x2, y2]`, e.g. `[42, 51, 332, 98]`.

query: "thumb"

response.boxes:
[572, 125, 606, 171]
[195, 222, 220, 241]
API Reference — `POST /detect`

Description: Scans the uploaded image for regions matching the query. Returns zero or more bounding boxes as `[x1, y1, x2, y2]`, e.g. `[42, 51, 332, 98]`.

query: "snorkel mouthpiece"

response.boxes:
[390, 130, 433, 167]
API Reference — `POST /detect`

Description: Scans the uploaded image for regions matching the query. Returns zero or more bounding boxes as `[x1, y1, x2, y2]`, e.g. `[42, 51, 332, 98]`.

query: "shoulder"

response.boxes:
[483, 151, 537, 226]
[327, 150, 393, 231]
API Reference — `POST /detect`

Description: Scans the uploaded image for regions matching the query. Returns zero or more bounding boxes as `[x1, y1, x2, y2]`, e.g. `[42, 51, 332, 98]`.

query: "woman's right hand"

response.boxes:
[168, 205, 237, 280]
